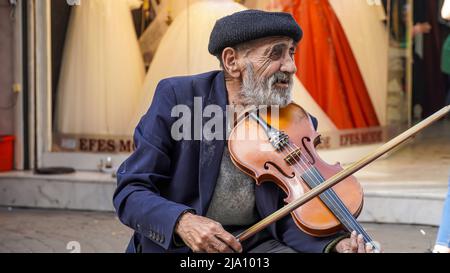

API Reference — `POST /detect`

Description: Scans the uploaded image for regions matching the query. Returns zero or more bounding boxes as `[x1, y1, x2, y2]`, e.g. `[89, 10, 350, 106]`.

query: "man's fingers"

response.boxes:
[205, 244, 220, 253]
[216, 231, 243, 253]
[211, 237, 233, 253]
[176, 215, 243, 253]
[350, 231, 358, 252]
[370, 241, 382, 253]
[357, 234, 365, 253]
[198, 238, 220, 253]
[365, 243, 374, 253]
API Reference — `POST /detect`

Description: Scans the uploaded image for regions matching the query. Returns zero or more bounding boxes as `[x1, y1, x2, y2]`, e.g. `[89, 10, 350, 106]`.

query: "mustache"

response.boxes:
[268, 71, 293, 85]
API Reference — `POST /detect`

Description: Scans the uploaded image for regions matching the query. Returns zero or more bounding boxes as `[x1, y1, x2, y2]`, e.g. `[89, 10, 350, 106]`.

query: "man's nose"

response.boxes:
[280, 55, 297, 75]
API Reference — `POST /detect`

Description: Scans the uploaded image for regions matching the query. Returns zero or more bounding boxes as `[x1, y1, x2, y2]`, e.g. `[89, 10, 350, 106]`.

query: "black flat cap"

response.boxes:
[208, 9, 303, 56]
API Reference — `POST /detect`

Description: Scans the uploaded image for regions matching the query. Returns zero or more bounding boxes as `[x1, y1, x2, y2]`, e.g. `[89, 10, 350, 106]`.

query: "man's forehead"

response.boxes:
[260, 36, 295, 44]
[250, 36, 296, 51]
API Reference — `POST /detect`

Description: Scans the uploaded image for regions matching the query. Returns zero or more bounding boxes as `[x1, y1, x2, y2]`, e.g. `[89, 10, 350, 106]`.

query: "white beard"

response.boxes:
[239, 63, 293, 108]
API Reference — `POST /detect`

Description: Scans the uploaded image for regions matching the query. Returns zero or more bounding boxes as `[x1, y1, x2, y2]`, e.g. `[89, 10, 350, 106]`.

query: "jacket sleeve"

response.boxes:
[113, 79, 195, 250]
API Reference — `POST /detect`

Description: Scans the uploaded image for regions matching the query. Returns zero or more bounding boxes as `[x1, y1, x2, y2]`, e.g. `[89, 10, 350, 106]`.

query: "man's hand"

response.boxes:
[334, 231, 381, 253]
[175, 212, 243, 253]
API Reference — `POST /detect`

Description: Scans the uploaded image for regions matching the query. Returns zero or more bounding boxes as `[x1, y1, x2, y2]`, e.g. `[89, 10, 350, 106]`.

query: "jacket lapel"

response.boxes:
[198, 71, 228, 215]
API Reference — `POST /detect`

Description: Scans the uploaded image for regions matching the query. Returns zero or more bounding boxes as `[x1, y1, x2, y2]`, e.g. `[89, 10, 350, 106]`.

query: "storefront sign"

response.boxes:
[55, 126, 404, 154]
[317, 126, 403, 150]
[56, 135, 135, 153]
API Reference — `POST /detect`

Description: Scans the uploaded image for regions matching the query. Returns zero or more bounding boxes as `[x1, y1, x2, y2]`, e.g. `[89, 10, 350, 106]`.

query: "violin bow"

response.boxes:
[236, 105, 450, 243]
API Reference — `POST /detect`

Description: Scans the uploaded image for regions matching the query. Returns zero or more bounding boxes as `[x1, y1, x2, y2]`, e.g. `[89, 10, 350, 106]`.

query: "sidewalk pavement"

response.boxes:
[0, 207, 438, 253]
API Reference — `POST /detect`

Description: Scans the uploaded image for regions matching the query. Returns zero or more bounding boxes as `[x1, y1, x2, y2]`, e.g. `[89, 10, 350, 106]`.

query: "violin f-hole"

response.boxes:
[264, 161, 295, 179]
[301, 137, 316, 164]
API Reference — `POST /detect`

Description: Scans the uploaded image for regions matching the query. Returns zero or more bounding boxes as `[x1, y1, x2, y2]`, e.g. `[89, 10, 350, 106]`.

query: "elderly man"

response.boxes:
[113, 10, 375, 253]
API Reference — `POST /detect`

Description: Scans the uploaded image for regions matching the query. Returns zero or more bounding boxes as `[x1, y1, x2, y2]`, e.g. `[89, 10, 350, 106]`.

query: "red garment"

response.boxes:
[284, 0, 380, 129]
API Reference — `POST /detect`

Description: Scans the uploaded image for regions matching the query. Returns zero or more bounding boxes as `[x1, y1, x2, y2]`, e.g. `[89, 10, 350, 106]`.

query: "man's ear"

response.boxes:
[222, 47, 241, 78]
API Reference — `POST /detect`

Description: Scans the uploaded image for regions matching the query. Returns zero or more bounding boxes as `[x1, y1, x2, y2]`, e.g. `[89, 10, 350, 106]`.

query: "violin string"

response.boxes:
[280, 142, 375, 246]
[287, 142, 378, 250]
[307, 168, 376, 244]
[280, 141, 376, 248]
[282, 141, 374, 243]
[297, 149, 377, 246]
[298, 156, 376, 246]
[276, 143, 358, 235]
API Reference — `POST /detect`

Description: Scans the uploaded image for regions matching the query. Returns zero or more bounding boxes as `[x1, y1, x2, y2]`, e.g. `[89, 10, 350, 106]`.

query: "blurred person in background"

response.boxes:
[432, 0, 450, 254]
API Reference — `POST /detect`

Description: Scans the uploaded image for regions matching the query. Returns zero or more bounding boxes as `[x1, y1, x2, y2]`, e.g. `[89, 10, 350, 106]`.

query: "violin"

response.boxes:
[228, 103, 450, 252]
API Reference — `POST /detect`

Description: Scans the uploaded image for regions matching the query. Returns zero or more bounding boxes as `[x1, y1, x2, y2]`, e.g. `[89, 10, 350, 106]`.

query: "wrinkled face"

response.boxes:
[237, 36, 297, 107]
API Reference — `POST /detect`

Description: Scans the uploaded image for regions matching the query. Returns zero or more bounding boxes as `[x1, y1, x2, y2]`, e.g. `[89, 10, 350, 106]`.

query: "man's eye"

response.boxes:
[270, 49, 283, 60]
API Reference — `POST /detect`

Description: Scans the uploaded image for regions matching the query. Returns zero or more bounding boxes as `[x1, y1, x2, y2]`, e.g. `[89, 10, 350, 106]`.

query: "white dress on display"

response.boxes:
[443, 0, 450, 20]
[131, 0, 336, 132]
[139, 0, 200, 66]
[57, 0, 145, 136]
[329, 0, 388, 125]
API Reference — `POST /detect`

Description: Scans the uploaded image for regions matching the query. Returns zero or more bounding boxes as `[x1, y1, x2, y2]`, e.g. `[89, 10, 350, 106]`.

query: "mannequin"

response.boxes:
[443, 0, 450, 20]
[57, 0, 145, 137]
[329, 0, 388, 125]
[139, 0, 199, 66]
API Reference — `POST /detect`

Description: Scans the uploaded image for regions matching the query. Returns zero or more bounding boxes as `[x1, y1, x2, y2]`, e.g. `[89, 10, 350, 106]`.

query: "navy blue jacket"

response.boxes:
[113, 71, 341, 253]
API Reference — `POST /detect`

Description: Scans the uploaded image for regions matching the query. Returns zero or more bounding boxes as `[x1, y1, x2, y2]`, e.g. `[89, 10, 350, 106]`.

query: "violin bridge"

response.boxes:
[284, 148, 302, 165]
